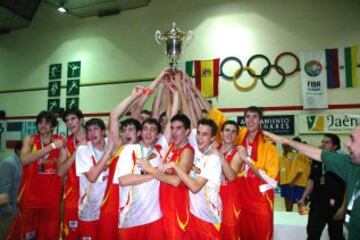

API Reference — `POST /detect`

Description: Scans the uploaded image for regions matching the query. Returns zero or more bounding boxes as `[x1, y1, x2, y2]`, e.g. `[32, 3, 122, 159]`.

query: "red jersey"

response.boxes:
[63, 135, 81, 209]
[22, 134, 63, 208]
[218, 144, 241, 225]
[160, 142, 194, 233]
[100, 145, 124, 215]
[238, 132, 276, 216]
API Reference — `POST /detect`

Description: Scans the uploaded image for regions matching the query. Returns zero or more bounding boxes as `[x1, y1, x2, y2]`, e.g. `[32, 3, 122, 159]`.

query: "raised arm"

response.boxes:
[162, 81, 179, 143]
[263, 131, 322, 162]
[173, 72, 196, 128]
[186, 77, 203, 122]
[191, 81, 211, 114]
[110, 87, 143, 142]
[151, 83, 165, 120]
[130, 68, 170, 120]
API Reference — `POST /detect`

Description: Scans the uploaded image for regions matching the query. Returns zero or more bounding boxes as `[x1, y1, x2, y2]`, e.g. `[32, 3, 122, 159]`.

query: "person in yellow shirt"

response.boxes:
[279, 137, 311, 211]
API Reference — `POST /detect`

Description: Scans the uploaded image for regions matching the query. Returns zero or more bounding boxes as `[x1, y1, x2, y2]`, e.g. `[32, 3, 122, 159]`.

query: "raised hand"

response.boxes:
[133, 86, 145, 96]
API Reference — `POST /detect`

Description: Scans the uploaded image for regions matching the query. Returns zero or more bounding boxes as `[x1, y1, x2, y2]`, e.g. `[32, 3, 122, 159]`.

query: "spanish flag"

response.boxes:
[194, 59, 220, 98]
[326, 45, 359, 88]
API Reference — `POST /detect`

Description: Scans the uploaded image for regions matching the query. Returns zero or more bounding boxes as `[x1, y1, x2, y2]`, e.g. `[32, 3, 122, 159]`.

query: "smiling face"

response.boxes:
[37, 118, 55, 135]
[221, 123, 238, 145]
[346, 126, 360, 164]
[65, 114, 83, 135]
[244, 111, 261, 133]
[141, 122, 159, 147]
[196, 124, 214, 153]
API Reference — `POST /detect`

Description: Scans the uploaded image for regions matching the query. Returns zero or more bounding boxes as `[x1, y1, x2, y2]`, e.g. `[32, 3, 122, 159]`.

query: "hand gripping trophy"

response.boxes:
[155, 22, 194, 69]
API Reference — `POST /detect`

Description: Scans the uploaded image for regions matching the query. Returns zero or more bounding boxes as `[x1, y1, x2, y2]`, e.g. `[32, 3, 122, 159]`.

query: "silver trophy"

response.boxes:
[155, 22, 194, 69]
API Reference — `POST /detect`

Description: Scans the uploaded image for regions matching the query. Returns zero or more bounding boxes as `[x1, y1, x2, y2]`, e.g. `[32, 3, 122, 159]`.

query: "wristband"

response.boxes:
[51, 143, 56, 150]
[143, 88, 153, 96]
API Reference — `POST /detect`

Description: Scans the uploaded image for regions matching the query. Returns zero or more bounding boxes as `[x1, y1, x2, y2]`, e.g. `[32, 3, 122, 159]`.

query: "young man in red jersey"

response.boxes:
[57, 108, 86, 240]
[19, 111, 67, 239]
[140, 114, 194, 240]
[207, 106, 279, 240]
[218, 120, 243, 240]
[162, 119, 225, 240]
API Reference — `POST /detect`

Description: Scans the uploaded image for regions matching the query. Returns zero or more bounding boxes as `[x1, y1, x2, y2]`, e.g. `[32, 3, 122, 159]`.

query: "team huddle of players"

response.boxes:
[7, 69, 279, 240]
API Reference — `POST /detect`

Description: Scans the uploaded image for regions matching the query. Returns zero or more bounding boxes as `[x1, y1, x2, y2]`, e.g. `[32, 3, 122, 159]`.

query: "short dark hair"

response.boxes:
[62, 108, 84, 122]
[221, 120, 239, 132]
[142, 118, 161, 133]
[292, 136, 302, 142]
[244, 106, 264, 119]
[324, 133, 341, 150]
[141, 109, 152, 116]
[171, 114, 191, 130]
[85, 118, 106, 132]
[198, 118, 217, 137]
[160, 112, 167, 119]
[120, 118, 141, 132]
[14, 141, 22, 153]
[36, 111, 57, 127]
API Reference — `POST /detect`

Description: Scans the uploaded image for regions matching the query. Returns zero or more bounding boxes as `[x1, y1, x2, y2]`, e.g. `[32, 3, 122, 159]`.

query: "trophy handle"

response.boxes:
[155, 31, 166, 48]
[183, 30, 194, 50]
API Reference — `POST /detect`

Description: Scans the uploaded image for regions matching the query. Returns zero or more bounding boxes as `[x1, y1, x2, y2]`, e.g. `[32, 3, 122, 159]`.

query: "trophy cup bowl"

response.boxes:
[155, 22, 193, 69]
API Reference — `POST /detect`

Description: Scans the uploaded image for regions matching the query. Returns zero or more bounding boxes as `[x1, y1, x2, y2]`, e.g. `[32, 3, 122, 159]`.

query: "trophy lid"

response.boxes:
[164, 22, 186, 39]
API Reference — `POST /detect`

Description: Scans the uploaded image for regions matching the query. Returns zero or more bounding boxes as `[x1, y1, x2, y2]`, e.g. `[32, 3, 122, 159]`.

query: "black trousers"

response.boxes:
[307, 203, 344, 240]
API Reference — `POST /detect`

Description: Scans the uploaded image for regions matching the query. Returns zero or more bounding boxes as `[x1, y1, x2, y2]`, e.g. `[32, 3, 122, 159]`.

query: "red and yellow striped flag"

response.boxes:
[194, 59, 220, 98]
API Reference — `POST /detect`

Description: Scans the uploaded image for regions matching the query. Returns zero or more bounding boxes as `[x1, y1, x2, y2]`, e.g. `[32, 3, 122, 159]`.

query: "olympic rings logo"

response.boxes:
[219, 52, 300, 91]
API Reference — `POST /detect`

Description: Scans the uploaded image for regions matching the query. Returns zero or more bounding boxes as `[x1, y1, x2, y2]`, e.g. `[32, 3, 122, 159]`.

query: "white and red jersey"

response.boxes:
[76, 141, 109, 221]
[113, 143, 163, 228]
[189, 148, 222, 224]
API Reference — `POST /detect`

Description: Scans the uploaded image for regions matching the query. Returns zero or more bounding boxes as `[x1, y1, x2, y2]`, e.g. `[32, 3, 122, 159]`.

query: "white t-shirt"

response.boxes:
[113, 144, 162, 228]
[76, 141, 109, 221]
[156, 134, 169, 157]
[189, 147, 223, 224]
[188, 128, 197, 150]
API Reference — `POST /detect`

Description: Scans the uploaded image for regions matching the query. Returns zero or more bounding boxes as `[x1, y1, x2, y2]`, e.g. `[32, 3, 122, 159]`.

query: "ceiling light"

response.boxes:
[57, 1, 67, 13]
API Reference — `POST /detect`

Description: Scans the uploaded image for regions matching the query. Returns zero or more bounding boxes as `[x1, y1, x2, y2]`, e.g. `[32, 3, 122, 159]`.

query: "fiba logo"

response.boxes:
[304, 60, 322, 77]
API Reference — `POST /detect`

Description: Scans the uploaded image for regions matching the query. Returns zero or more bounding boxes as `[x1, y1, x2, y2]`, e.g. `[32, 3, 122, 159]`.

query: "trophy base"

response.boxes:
[169, 60, 178, 70]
